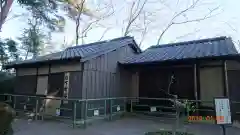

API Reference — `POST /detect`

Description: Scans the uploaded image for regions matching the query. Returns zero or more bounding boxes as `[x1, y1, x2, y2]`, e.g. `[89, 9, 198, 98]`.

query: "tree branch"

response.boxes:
[98, 27, 111, 41]
[156, 0, 220, 44]
[123, 0, 147, 36]
[75, 0, 85, 46]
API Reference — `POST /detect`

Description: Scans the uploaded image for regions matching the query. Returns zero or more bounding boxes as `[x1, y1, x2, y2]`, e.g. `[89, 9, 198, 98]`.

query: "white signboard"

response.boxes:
[94, 110, 99, 116]
[214, 98, 232, 125]
[150, 107, 157, 112]
[56, 109, 61, 116]
[63, 72, 70, 104]
[117, 106, 120, 111]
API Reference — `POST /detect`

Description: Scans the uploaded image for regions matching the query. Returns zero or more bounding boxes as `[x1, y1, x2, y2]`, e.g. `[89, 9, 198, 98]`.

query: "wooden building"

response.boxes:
[120, 36, 240, 117]
[4, 36, 240, 119]
[4, 36, 141, 117]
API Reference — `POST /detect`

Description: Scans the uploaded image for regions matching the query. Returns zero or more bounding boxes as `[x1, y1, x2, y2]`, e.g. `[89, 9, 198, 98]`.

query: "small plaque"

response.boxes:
[117, 106, 120, 111]
[56, 109, 60, 116]
[150, 107, 157, 112]
[94, 110, 99, 116]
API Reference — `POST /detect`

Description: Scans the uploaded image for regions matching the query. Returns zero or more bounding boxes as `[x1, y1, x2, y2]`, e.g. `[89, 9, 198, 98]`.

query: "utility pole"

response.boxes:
[0, 0, 14, 31]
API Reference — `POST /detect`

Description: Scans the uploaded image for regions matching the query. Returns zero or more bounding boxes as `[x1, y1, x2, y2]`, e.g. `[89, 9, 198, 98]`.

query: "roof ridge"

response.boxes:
[150, 36, 228, 49]
[66, 36, 133, 50]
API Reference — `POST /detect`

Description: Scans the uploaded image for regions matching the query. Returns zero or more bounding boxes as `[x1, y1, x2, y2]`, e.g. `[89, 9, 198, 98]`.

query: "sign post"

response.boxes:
[214, 97, 232, 135]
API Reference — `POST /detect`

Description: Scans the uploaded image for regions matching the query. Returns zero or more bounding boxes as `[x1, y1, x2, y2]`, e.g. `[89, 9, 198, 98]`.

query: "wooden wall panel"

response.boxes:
[14, 75, 37, 94]
[227, 60, 240, 70]
[38, 66, 49, 75]
[82, 45, 137, 99]
[119, 69, 132, 97]
[68, 72, 83, 99]
[131, 72, 139, 97]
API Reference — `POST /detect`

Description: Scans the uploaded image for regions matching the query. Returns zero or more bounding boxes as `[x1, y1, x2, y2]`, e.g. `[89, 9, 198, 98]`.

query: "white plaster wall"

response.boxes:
[36, 76, 48, 95]
[50, 63, 82, 73]
[17, 68, 37, 76]
[16, 62, 82, 76]
[200, 67, 224, 107]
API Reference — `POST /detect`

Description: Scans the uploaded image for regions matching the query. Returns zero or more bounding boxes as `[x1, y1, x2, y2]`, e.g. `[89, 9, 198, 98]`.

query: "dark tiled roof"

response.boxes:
[6, 36, 141, 68]
[121, 36, 240, 64]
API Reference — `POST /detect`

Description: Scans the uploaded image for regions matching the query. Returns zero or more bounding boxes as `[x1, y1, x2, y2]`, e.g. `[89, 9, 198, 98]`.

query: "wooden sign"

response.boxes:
[63, 72, 70, 104]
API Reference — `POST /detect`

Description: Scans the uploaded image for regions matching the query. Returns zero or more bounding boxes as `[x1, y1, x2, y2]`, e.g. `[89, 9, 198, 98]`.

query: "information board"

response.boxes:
[150, 107, 157, 112]
[56, 108, 61, 116]
[94, 110, 99, 116]
[117, 105, 120, 111]
[214, 98, 232, 125]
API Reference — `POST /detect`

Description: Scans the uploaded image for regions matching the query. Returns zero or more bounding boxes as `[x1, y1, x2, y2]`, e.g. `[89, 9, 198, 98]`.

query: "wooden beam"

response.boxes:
[199, 65, 223, 68]
[194, 63, 200, 115]
[194, 64, 198, 100]
[223, 60, 229, 97]
[35, 67, 39, 94]
[47, 64, 51, 95]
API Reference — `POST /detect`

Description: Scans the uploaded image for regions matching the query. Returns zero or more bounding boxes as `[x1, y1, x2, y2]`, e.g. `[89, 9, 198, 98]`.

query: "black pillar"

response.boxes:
[194, 63, 198, 100]
[223, 60, 229, 97]
[194, 63, 200, 115]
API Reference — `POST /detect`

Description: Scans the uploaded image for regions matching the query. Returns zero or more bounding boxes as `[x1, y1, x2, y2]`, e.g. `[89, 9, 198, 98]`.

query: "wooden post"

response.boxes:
[223, 60, 229, 97]
[194, 64, 198, 101]
[194, 63, 199, 115]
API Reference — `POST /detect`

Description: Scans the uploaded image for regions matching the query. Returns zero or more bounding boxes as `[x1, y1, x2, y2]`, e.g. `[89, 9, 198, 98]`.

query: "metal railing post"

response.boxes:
[130, 98, 133, 113]
[104, 99, 107, 119]
[109, 99, 112, 121]
[72, 101, 77, 128]
[35, 98, 39, 120]
[13, 96, 16, 109]
[173, 98, 177, 135]
[84, 100, 88, 128]
[123, 98, 126, 113]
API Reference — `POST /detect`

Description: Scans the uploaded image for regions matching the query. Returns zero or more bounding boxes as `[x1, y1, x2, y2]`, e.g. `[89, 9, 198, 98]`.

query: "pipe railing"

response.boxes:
[1, 94, 240, 129]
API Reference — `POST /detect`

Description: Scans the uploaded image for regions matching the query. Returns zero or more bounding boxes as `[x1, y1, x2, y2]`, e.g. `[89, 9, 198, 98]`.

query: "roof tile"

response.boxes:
[121, 36, 240, 64]
[6, 36, 140, 68]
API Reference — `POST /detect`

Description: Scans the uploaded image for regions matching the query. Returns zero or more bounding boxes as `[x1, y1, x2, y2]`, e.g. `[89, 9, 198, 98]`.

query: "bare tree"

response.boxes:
[63, 0, 90, 46]
[0, 0, 13, 31]
[98, 27, 111, 41]
[123, 0, 147, 36]
[64, 0, 114, 45]
[156, 0, 220, 44]
[79, 2, 114, 44]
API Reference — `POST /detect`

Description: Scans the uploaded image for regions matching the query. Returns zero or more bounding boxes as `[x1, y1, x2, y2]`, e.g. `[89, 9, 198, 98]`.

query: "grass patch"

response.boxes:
[146, 131, 194, 135]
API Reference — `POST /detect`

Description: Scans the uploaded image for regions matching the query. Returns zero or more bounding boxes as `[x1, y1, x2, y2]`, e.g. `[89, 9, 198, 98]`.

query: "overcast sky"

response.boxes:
[1, 0, 240, 53]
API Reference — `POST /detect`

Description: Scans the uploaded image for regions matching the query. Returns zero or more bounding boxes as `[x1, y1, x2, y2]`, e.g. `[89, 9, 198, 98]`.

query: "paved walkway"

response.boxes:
[12, 117, 240, 135]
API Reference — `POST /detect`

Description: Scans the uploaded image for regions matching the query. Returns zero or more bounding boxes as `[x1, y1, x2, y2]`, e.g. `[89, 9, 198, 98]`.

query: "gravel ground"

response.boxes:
[12, 117, 240, 135]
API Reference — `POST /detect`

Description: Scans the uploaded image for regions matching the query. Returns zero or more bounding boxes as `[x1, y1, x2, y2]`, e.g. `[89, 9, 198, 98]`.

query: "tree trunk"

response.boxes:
[25, 50, 29, 60]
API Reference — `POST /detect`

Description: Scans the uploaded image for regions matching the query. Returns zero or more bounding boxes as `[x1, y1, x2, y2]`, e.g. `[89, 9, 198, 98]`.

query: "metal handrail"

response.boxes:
[1, 94, 240, 129]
